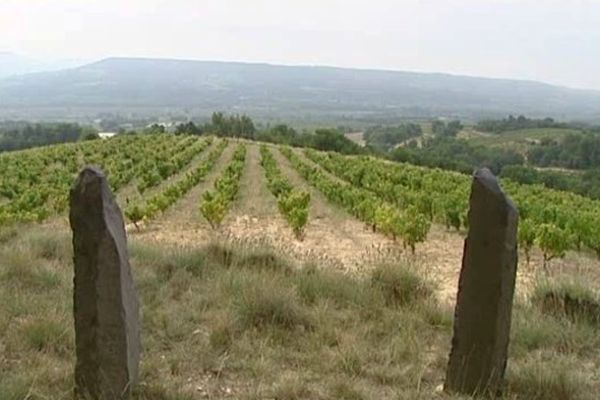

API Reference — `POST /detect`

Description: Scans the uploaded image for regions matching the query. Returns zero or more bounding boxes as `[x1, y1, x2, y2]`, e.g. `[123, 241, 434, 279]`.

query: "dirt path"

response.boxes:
[130, 141, 236, 246]
[126, 140, 597, 305]
[270, 145, 399, 272]
[292, 147, 550, 304]
[227, 143, 279, 219]
[220, 143, 293, 246]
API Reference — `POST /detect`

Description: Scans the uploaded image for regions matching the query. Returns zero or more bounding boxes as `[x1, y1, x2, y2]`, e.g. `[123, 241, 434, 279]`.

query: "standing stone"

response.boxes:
[70, 167, 141, 400]
[445, 168, 519, 396]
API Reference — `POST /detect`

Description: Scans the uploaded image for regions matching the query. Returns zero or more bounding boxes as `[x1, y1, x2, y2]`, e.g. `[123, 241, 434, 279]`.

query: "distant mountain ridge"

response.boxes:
[1, 57, 600, 121]
[0, 52, 42, 78]
[0, 52, 86, 80]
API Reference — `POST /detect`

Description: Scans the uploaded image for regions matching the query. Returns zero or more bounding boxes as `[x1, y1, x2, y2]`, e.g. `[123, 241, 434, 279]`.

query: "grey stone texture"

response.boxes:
[445, 168, 519, 395]
[70, 166, 141, 399]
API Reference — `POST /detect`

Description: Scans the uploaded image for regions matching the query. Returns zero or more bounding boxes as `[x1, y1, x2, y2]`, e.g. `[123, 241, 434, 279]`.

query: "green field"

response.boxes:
[464, 128, 581, 150]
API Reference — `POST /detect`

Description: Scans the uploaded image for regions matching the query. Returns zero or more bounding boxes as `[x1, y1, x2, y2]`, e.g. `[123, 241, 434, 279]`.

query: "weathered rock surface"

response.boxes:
[445, 168, 519, 395]
[70, 166, 141, 399]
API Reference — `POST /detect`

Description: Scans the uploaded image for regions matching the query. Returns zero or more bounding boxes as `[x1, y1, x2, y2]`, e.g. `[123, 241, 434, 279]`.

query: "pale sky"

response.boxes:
[1, 0, 600, 89]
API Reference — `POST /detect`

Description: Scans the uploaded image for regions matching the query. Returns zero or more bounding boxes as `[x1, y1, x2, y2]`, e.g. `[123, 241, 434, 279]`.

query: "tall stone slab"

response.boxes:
[69, 167, 141, 400]
[445, 168, 519, 396]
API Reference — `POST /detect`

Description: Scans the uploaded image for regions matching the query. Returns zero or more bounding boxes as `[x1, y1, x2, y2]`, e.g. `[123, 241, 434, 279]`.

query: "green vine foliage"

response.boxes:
[260, 145, 311, 240]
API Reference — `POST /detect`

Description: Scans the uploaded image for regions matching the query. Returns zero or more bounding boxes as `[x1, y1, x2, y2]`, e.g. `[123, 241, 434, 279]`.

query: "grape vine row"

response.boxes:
[259, 145, 310, 239]
[125, 139, 229, 227]
[303, 148, 600, 266]
[280, 147, 431, 253]
[199, 143, 247, 228]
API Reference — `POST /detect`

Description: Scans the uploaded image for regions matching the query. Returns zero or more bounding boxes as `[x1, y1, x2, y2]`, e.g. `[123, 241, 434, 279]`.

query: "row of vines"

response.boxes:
[4, 133, 600, 270]
[199, 143, 247, 228]
[303, 148, 600, 268]
[259, 145, 310, 239]
[0, 135, 209, 224]
[280, 147, 431, 253]
[125, 139, 228, 227]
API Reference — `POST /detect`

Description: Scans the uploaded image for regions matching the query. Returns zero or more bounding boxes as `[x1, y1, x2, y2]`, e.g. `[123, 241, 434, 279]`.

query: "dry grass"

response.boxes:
[0, 224, 599, 399]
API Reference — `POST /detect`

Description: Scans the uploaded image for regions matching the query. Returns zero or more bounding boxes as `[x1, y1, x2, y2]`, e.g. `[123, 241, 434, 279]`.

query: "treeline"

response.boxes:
[527, 133, 600, 169]
[172, 112, 256, 138]
[0, 122, 97, 152]
[8, 112, 600, 201]
[168, 113, 600, 200]
[501, 165, 600, 200]
[258, 125, 363, 155]
[475, 115, 568, 133]
[392, 137, 524, 175]
[431, 120, 463, 137]
[388, 135, 600, 200]
[173, 112, 363, 155]
[363, 123, 422, 151]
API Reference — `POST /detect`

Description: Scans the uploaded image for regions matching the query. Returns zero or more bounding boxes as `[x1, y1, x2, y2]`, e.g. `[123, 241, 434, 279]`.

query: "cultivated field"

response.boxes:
[462, 127, 581, 151]
[1, 135, 599, 399]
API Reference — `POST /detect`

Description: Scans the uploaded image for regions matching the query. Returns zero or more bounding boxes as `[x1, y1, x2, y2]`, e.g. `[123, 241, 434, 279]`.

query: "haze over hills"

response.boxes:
[1, 57, 600, 122]
[0, 52, 43, 78]
[0, 52, 84, 80]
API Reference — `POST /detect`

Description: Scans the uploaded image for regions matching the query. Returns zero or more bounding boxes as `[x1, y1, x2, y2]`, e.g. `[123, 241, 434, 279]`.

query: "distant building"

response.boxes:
[98, 132, 117, 139]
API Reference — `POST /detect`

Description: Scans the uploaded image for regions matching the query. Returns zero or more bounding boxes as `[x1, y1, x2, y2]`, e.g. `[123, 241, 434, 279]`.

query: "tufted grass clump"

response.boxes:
[233, 275, 313, 331]
[532, 279, 600, 327]
[370, 263, 434, 307]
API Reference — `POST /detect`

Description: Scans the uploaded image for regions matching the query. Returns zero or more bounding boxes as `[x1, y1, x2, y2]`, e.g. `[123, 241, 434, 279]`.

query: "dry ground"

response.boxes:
[120, 140, 600, 306]
[344, 132, 366, 147]
[1, 222, 599, 399]
[25, 140, 600, 308]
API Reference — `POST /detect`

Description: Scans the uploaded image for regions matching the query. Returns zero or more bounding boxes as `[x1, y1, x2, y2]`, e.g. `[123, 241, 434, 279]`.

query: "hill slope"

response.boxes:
[2, 57, 600, 121]
[2, 136, 600, 398]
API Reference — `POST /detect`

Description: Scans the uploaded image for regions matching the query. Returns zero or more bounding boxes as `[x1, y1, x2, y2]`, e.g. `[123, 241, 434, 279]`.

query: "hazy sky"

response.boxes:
[1, 0, 600, 89]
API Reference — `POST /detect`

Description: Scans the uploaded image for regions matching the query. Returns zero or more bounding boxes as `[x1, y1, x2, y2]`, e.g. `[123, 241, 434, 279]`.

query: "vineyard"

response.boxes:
[301, 148, 600, 269]
[2, 133, 600, 276]
[2, 133, 600, 399]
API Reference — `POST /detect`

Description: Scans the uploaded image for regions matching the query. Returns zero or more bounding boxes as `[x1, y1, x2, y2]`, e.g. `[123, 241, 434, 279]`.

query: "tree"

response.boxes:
[432, 120, 463, 137]
[312, 129, 362, 154]
[145, 124, 166, 134]
[82, 132, 100, 141]
[363, 123, 422, 152]
[208, 112, 256, 138]
[175, 121, 202, 136]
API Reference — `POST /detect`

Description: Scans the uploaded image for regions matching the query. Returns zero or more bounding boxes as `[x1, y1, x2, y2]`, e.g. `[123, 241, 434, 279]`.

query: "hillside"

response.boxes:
[3, 133, 600, 288]
[1, 135, 600, 398]
[2, 57, 600, 121]
[462, 127, 582, 149]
